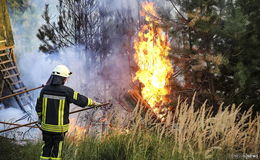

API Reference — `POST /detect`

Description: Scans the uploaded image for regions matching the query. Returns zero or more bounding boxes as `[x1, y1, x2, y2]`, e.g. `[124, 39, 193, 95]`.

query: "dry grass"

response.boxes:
[126, 95, 260, 159]
[15, 95, 259, 160]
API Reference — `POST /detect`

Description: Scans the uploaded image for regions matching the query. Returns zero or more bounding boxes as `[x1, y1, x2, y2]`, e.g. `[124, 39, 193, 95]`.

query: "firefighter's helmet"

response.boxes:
[52, 65, 72, 78]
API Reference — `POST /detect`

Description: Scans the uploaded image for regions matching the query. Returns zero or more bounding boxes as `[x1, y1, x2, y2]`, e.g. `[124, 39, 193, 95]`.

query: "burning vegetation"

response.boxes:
[1, 0, 260, 160]
[132, 2, 173, 120]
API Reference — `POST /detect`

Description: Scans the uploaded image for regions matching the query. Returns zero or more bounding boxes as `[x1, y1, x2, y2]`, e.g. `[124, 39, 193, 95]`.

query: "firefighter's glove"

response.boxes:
[93, 101, 102, 109]
[93, 101, 102, 106]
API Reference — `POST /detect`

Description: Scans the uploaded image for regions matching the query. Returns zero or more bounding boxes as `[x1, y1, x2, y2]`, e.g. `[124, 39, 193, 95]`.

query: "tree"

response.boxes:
[37, 0, 101, 54]
[158, 0, 232, 108]
[160, 0, 259, 112]
[37, 0, 137, 63]
[229, 0, 260, 112]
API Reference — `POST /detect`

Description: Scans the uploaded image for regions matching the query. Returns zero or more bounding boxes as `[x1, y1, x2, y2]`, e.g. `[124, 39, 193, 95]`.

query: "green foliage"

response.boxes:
[18, 133, 200, 160]
[20, 142, 42, 160]
[163, 0, 259, 112]
[0, 136, 41, 160]
[0, 136, 24, 160]
[224, 0, 260, 110]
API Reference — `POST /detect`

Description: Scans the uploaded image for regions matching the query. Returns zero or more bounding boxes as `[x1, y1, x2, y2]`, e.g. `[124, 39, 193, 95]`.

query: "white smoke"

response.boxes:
[101, 0, 138, 9]
[11, 0, 58, 58]
[0, 0, 133, 139]
[100, 0, 139, 17]
[0, 107, 41, 139]
[0, 0, 59, 138]
[17, 46, 130, 102]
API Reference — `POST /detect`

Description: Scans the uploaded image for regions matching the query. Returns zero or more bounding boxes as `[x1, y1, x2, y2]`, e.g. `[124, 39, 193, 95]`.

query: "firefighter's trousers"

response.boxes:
[40, 131, 65, 160]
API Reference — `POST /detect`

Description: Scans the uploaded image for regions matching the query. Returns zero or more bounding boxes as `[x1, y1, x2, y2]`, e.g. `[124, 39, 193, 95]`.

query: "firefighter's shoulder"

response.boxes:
[62, 85, 75, 95]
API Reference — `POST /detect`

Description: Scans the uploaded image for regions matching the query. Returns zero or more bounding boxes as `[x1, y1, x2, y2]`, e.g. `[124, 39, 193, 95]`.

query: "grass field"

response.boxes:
[1, 97, 259, 160]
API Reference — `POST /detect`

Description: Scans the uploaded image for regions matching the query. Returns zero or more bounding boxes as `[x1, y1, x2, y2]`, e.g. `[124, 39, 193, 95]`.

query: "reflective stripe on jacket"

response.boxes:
[36, 85, 94, 133]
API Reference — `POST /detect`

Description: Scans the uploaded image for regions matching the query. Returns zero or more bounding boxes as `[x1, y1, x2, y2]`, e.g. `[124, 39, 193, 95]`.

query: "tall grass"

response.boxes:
[20, 96, 260, 160]
[126, 96, 260, 159]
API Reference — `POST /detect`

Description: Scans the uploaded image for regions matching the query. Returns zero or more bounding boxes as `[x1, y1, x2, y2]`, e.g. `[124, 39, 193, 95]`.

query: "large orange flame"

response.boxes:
[133, 2, 173, 119]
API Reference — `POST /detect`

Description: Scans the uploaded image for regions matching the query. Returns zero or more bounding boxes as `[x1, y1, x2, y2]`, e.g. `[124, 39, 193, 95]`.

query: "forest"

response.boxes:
[0, 0, 259, 160]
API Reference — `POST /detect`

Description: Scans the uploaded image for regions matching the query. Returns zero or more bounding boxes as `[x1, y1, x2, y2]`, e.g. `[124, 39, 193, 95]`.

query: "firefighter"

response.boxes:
[36, 64, 101, 160]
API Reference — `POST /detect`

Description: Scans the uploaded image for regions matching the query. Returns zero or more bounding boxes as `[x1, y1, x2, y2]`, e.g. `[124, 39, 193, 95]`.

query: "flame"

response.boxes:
[67, 117, 109, 141]
[68, 118, 88, 141]
[133, 2, 173, 119]
[99, 117, 108, 122]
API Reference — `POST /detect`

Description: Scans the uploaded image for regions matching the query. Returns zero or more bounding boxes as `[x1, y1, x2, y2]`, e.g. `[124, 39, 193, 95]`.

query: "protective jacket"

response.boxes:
[36, 75, 94, 133]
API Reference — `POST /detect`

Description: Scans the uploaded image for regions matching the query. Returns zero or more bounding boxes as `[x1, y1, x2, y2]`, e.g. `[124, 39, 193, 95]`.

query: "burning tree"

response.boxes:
[132, 2, 173, 120]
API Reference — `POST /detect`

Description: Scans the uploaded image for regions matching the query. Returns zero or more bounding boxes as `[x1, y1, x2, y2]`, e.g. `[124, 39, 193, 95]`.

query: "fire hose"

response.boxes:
[0, 103, 111, 133]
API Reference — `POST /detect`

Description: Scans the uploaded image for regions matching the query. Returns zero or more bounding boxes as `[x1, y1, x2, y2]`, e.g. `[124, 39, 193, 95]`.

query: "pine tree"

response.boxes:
[36, 0, 137, 63]
[229, 0, 260, 112]
[37, 0, 101, 54]
[163, 0, 259, 112]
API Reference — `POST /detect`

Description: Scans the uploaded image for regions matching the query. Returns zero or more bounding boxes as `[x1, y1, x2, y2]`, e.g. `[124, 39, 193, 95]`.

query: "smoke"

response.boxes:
[0, 108, 24, 122]
[101, 0, 138, 9]
[11, 0, 134, 99]
[11, 0, 58, 57]
[1, 0, 134, 138]
[100, 0, 139, 17]
[0, 107, 40, 139]
[0, 0, 58, 138]
[1, 45, 132, 139]
[18, 46, 131, 102]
